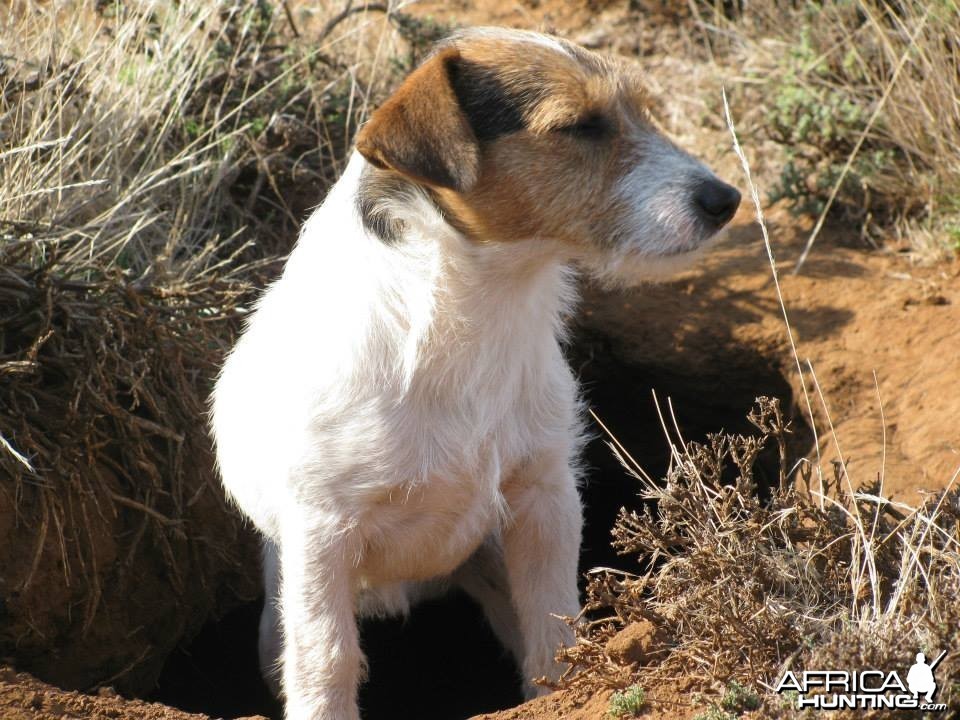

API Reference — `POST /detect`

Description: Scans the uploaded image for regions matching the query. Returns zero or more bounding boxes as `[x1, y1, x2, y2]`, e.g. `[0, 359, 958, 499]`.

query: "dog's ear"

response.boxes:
[356, 48, 480, 193]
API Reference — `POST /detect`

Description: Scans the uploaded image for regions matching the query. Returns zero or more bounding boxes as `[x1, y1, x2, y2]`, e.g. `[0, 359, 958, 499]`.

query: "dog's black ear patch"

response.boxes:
[446, 58, 529, 142]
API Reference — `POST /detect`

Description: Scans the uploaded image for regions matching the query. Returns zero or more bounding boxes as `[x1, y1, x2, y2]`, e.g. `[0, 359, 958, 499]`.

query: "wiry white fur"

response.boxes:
[212, 153, 585, 719]
[450, 26, 573, 56]
[617, 136, 711, 254]
[578, 133, 727, 286]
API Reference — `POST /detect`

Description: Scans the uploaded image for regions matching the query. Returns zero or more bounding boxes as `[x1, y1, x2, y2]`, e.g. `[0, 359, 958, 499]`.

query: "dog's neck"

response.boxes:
[349, 155, 578, 330]
[290, 153, 579, 389]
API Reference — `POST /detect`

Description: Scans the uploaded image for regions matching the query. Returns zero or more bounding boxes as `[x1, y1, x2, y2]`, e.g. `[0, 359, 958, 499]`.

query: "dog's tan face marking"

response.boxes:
[440, 48, 651, 248]
[356, 28, 740, 270]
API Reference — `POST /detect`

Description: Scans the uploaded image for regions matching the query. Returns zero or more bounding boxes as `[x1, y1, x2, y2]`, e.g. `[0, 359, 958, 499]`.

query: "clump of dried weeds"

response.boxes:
[555, 397, 960, 719]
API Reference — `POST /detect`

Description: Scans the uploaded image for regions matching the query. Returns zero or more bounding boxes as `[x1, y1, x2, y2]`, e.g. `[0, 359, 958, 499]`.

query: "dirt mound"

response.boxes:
[471, 689, 617, 720]
[0, 272, 261, 696]
[0, 666, 266, 720]
[604, 621, 669, 668]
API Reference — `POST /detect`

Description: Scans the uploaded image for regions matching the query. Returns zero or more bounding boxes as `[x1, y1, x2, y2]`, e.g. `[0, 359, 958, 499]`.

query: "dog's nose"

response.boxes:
[693, 179, 741, 228]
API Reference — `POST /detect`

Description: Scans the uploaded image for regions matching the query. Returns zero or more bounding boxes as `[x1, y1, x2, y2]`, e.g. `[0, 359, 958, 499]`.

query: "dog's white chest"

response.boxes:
[352, 445, 506, 584]
[214, 152, 580, 583]
[339, 335, 573, 585]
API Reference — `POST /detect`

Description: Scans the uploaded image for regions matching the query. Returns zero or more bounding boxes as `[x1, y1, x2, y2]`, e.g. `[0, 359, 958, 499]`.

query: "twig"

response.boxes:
[109, 493, 181, 526]
[318, 3, 390, 44]
[0, 432, 34, 472]
[282, 0, 300, 38]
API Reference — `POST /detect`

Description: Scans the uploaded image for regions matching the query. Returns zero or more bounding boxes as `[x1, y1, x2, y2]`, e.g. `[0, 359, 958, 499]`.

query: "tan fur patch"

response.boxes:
[433, 33, 658, 248]
[360, 29, 665, 249]
[355, 47, 479, 192]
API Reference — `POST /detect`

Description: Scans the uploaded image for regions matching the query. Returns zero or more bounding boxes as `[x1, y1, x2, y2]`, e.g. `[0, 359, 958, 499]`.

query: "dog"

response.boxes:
[210, 27, 740, 720]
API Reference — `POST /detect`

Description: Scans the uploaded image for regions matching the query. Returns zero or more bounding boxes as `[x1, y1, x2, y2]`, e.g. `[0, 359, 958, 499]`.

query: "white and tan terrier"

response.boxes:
[211, 27, 740, 720]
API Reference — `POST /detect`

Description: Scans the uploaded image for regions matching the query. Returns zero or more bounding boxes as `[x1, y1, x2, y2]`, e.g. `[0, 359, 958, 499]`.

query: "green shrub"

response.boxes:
[719, 681, 761, 714]
[608, 684, 647, 718]
[762, 23, 899, 224]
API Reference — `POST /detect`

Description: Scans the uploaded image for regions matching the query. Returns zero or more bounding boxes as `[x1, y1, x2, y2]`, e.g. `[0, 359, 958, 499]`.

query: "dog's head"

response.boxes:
[356, 27, 740, 282]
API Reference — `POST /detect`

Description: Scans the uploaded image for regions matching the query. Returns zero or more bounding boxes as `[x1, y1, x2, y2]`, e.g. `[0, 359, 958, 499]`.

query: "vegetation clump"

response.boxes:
[703, 0, 960, 260]
[608, 684, 647, 718]
[555, 398, 960, 719]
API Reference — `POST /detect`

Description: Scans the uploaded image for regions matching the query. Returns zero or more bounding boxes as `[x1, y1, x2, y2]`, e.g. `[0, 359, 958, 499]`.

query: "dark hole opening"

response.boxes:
[151, 291, 814, 720]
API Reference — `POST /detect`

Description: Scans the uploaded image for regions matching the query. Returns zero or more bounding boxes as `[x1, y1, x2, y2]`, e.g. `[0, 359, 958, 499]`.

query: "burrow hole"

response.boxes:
[151, 313, 812, 720]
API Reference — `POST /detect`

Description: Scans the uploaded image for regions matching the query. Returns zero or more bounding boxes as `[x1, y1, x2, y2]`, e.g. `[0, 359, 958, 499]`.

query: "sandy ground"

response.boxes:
[585, 210, 960, 506]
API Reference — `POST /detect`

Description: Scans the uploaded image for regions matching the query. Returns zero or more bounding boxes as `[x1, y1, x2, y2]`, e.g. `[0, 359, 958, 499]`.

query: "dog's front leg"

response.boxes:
[280, 509, 361, 720]
[503, 450, 582, 698]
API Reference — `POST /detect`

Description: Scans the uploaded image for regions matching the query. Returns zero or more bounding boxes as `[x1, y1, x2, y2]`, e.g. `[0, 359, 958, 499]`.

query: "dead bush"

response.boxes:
[555, 398, 960, 719]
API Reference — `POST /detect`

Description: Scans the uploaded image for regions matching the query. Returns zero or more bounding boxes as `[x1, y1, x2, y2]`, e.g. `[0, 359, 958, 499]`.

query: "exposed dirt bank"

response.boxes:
[0, 666, 266, 720]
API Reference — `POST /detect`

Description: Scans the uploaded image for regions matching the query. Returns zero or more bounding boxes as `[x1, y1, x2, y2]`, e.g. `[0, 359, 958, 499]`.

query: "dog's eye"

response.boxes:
[557, 115, 610, 140]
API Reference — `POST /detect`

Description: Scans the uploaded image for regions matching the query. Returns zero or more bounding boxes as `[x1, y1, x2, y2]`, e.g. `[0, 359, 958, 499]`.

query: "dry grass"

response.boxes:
[557, 398, 960, 718]
[0, 0, 421, 274]
[696, 0, 960, 264]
